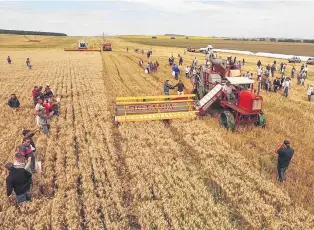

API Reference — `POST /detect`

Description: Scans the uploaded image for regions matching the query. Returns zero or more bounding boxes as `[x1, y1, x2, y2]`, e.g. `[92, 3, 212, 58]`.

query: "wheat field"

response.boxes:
[0, 36, 313, 229]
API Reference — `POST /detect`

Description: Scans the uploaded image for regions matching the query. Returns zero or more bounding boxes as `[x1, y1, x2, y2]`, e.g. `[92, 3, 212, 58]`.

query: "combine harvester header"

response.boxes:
[115, 94, 197, 125]
[64, 40, 100, 52]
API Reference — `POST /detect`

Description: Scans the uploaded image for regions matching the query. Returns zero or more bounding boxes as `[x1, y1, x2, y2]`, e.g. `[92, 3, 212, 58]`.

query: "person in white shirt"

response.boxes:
[257, 67, 262, 80]
[307, 84, 313, 101]
[282, 79, 290, 97]
[185, 66, 190, 78]
[304, 65, 308, 74]
[223, 83, 236, 101]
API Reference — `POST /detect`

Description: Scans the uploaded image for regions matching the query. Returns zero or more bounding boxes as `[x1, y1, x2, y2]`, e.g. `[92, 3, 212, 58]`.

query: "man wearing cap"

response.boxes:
[14, 152, 32, 171]
[275, 140, 294, 182]
[5, 162, 32, 203]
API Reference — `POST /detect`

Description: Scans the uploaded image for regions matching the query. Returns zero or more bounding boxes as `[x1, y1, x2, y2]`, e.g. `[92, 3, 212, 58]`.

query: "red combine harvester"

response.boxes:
[192, 59, 266, 130]
[113, 57, 266, 131]
[103, 43, 112, 51]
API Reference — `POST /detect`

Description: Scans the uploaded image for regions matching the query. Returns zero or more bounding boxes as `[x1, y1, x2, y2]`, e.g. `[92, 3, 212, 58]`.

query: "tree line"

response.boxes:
[0, 29, 67, 36]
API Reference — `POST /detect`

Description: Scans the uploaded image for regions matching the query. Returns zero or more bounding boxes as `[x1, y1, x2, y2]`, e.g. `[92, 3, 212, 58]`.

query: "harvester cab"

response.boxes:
[103, 43, 112, 51]
[78, 40, 88, 49]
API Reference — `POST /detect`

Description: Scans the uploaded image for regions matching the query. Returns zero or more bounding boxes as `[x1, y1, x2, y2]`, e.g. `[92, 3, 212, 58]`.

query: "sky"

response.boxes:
[0, 0, 313, 38]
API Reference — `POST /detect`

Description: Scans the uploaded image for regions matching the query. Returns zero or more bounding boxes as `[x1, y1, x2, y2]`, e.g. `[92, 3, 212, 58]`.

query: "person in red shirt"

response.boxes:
[43, 99, 54, 116]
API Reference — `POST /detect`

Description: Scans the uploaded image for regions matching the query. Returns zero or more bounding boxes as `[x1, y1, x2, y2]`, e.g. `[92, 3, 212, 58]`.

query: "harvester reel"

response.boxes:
[219, 111, 235, 131]
[255, 113, 266, 128]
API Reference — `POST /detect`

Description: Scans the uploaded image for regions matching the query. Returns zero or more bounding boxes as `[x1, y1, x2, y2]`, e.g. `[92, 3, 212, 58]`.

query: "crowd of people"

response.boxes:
[5, 57, 61, 204]
[238, 59, 312, 100]
[144, 61, 159, 74]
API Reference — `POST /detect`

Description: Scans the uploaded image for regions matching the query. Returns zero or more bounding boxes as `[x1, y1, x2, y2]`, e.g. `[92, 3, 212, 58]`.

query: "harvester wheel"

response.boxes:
[255, 113, 266, 128]
[219, 111, 235, 131]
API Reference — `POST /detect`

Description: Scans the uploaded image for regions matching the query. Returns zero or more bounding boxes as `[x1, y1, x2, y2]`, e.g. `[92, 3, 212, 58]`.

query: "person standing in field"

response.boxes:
[138, 58, 143, 67]
[275, 140, 294, 182]
[185, 66, 190, 78]
[291, 66, 296, 78]
[271, 62, 276, 77]
[7, 56, 11, 64]
[173, 80, 186, 95]
[257, 67, 263, 88]
[242, 58, 245, 66]
[179, 56, 183, 66]
[169, 55, 174, 66]
[172, 64, 180, 80]
[282, 78, 290, 97]
[32, 86, 38, 106]
[14, 152, 32, 171]
[301, 71, 307, 86]
[35, 98, 54, 136]
[307, 84, 314, 101]
[304, 65, 308, 76]
[297, 71, 302, 85]
[163, 80, 173, 96]
[273, 78, 281, 93]
[22, 129, 38, 152]
[26, 58, 32, 69]
[19, 138, 36, 173]
[257, 60, 261, 68]
[5, 162, 32, 203]
[279, 62, 284, 73]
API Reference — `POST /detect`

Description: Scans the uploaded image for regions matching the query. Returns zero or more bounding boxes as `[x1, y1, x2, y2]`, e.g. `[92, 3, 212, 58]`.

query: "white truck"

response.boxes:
[199, 45, 213, 54]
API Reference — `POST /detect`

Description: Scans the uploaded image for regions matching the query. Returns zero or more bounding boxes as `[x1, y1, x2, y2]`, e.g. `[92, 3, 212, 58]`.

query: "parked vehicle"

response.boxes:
[288, 56, 301, 63]
[306, 57, 314, 65]
[199, 45, 213, 54]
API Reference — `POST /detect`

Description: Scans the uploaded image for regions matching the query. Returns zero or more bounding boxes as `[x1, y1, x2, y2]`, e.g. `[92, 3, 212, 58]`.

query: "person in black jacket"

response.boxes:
[173, 80, 186, 95]
[5, 162, 32, 203]
[276, 140, 294, 182]
[8, 94, 20, 108]
[273, 78, 281, 93]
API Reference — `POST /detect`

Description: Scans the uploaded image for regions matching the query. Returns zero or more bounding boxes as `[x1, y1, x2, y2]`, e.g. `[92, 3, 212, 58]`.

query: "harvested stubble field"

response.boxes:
[0, 35, 313, 230]
[121, 35, 314, 56]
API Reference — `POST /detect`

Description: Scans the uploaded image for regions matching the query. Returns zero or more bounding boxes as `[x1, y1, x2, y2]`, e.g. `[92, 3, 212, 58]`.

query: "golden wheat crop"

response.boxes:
[0, 35, 313, 229]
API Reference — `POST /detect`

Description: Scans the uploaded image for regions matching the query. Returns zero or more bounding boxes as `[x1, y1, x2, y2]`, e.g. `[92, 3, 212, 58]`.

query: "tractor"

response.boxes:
[103, 43, 112, 51]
